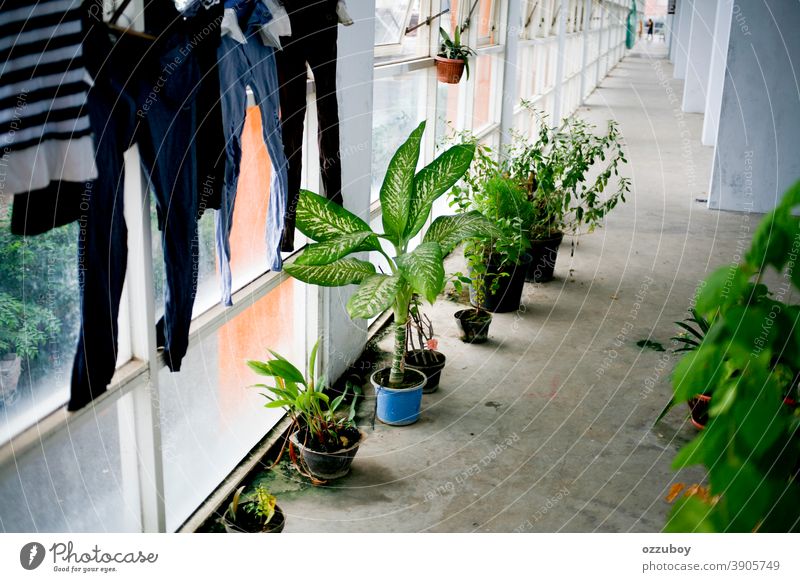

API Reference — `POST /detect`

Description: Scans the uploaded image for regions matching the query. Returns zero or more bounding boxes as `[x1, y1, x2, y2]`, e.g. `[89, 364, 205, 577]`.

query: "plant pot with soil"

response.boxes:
[454, 307, 492, 344]
[405, 297, 447, 393]
[248, 340, 362, 483]
[526, 232, 564, 283]
[284, 121, 497, 427]
[219, 485, 285, 533]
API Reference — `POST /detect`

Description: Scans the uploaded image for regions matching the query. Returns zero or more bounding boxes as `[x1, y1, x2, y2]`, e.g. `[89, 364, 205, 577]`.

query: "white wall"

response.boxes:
[701, 0, 732, 146]
[322, 0, 376, 381]
[673, 0, 692, 79]
[681, 0, 717, 113]
[709, 0, 800, 213]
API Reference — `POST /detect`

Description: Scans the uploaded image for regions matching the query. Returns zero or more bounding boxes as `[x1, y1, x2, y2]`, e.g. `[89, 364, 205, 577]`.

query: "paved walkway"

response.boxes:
[269, 42, 748, 532]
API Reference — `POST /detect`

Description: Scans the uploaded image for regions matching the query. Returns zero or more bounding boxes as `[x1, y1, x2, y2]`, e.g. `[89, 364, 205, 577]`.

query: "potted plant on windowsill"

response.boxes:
[247, 340, 362, 482]
[219, 485, 285, 533]
[283, 120, 496, 425]
[509, 106, 630, 282]
[405, 295, 446, 394]
[435, 26, 475, 84]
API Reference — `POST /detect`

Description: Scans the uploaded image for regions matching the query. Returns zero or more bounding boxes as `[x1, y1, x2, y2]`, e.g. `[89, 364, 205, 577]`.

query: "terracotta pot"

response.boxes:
[435, 56, 465, 84]
[687, 394, 711, 430]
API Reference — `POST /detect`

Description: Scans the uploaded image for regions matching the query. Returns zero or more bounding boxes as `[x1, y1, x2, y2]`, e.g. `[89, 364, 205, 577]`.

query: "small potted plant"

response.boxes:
[283, 121, 496, 425]
[508, 107, 630, 282]
[405, 295, 446, 393]
[248, 340, 362, 482]
[219, 484, 285, 533]
[451, 274, 493, 344]
[435, 26, 475, 84]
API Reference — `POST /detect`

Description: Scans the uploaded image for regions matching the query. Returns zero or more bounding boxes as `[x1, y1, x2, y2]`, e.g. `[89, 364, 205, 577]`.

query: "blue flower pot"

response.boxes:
[370, 368, 426, 426]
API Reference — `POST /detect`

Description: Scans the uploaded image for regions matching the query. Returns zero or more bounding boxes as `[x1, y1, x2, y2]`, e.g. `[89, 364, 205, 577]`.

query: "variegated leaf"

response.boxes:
[295, 231, 378, 266]
[347, 273, 403, 319]
[405, 143, 476, 240]
[396, 242, 444, 304]
[380, 121, 425, 244]
[423, 211, 502, 255]
[284, 258, 375, 287]
[295, 190, 373, 242]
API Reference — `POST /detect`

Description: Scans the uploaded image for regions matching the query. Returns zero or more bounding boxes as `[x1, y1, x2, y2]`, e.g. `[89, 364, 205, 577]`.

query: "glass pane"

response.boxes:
[473, 55, 495, 129]
[374, 0, 413, 45]
[158, 278, 304, 531]
[0, 212, 78, 443]
[371, 69, 428, 202]
[151, 105, 276, 318]
[477, 0, 496, 45]
[0, 393, 141, 532]
[374, 0, 423, 64]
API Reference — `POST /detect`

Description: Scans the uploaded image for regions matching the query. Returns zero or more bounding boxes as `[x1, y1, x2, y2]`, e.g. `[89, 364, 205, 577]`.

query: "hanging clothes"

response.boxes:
[215, 0, 289, 307]
[276, 0, 345, 252]
[2, 0, 97, 236]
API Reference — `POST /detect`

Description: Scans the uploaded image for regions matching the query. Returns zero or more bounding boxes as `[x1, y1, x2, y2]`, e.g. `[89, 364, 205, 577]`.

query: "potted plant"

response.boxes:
[435, 26, 475, 84]
[219, 484, 285, 533]
[405, 295, 446, 393]
[247, 340, 362, 482]
[508, 107, 630, 282]
[283, 120, 496, 425]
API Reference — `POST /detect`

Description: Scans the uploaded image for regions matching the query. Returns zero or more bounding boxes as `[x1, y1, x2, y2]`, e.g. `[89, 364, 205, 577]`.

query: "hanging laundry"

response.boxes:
[1, 0, 97, 232]
[277, 0, 346, 252]
[215, 0, 289, 307]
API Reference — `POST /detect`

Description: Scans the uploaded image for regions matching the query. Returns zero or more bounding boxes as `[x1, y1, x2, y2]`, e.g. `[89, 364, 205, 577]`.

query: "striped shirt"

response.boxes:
[0, 0, 97, 196]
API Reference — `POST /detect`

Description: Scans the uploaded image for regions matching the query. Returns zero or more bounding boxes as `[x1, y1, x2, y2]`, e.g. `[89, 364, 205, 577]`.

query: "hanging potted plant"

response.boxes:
[508, 106, 630, 282]
[405, 295, 446, 393]
[219, 484, 285, 533]
[283, 121, 496, 425]
[247, 340, 362, 482]
[435, 26, 475, 84]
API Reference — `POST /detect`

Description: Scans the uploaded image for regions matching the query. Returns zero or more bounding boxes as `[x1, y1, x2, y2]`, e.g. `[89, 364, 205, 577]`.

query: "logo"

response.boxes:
[20, 542, 46, 570]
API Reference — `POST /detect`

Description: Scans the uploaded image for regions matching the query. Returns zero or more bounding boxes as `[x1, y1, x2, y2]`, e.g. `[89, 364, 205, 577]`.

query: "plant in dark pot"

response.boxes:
[435, 26, 475, 84]
[508, 106, 630, 282]
[405, 295, 446, 394]
[248, 340, 361, 483]
[451, 157, 534, 314]
[219, 484, 285, 533]
[283, 121, 496, 425]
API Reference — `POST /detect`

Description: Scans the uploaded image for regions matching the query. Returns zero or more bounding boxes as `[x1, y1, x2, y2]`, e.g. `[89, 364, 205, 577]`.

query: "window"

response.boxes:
[374, 0, 428, 64]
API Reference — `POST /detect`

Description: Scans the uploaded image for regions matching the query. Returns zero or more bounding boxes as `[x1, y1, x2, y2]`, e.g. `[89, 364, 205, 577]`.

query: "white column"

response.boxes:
[701, 0, 733, 146]
[681, 0, 717, 113]
[673, 0, 693, 79]
[668, 0, 681, 62]
[579, 0, 593, 102]
[320, 0, 376, 382]
[500, 0, 522, 150]
[552, 0, 569, 127]
[709, 1, 800, 213]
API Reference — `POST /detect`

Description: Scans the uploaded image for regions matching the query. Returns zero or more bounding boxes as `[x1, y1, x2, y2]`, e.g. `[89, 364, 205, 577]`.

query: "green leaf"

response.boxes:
[247, 360, 274, 376]
[347, 273, 404, 319]
[380, 121, 425, 244]
[665, 496, 717, 533]
[396, 242, 445, 304]
[284, 258, 376, 287]
[423, 211, 501, 255]
[695, 265, 750, 317]
[294, 190, 373, 242]
[672, 345, 725, 402]
[264, 356, 306, 385]
[295, 231, 378, 266]
[405, 143, 476, 240]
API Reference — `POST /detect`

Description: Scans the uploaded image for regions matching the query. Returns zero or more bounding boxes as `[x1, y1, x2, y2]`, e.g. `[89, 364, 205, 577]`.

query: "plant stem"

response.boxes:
[389, 319, 407, 386]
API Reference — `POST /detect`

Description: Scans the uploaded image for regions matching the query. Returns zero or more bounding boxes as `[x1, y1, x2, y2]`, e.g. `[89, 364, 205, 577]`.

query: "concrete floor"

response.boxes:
[263, 43, 752, 532]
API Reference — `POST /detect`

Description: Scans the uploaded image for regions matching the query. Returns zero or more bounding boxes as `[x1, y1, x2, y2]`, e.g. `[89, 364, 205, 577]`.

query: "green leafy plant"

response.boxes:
[437, 26, 476, 79]
[247, 340, 358, 452]
[0, 292, 60, 360]
[664, 181, 800, 533]
[223, 485, 277, 532]
[509, 106, 630, 241]
[283, 121, 496, 387]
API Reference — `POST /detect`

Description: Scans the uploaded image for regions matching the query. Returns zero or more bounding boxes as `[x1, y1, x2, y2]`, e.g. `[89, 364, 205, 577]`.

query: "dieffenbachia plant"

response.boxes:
[284, 120, 497, 387]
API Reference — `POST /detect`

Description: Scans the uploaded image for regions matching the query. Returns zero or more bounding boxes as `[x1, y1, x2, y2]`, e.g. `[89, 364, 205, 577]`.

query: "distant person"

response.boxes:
[647, 18, 654, 41]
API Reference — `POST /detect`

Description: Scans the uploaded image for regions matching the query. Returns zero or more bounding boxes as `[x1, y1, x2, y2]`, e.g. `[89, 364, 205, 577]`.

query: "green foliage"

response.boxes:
[665, 181, 800, 533]
[247, 340, 358, 451]
[284, 121, 494, 386]
[438, 27, 476, 79]
[509, 106, 630, 240]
